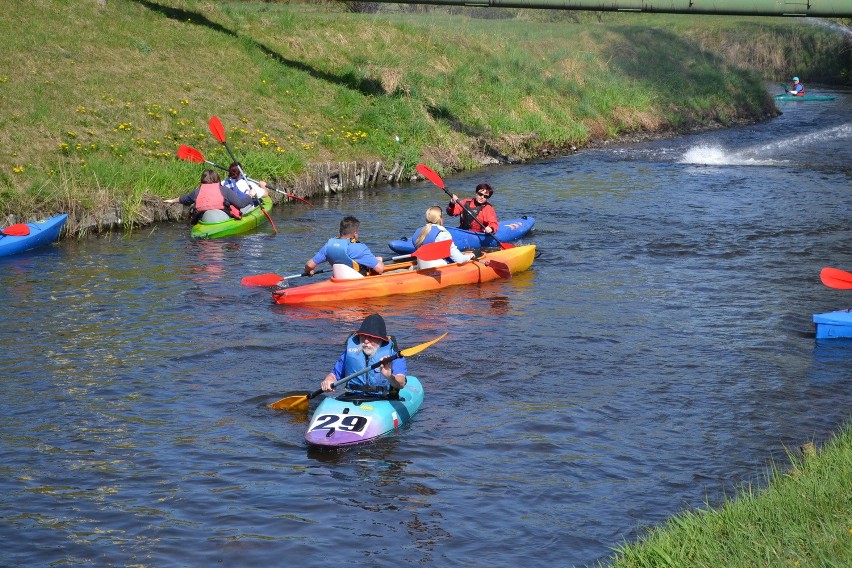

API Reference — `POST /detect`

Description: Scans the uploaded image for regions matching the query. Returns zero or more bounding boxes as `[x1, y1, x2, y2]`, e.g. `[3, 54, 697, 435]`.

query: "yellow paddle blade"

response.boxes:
[400, 332, 448, 358]
[268, 394, 309, 411]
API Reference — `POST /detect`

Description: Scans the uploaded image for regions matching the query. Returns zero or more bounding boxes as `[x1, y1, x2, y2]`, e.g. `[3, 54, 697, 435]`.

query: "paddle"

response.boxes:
[240, 240, 453, 287]
[416, 164, 514, 250]
[820, 267, 852, 290]
[176, 145, 313, 207]
[269, 332, 448, 412]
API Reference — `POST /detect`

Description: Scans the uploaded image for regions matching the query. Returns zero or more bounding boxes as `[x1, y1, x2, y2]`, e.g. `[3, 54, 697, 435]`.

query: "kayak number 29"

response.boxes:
[309, 413, 370, 433]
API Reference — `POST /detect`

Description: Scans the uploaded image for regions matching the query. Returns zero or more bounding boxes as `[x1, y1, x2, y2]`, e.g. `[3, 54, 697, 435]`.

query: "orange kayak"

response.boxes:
[272, 244, 536, 305]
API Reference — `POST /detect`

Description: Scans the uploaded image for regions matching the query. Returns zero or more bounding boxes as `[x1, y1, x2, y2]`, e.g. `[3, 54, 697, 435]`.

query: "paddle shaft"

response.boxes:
[303, 352, 404, 401]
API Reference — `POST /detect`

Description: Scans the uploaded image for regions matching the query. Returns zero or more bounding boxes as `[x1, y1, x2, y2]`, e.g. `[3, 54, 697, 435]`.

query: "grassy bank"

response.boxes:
[2, 1, 849, 231]
[606, 422, 852, 567]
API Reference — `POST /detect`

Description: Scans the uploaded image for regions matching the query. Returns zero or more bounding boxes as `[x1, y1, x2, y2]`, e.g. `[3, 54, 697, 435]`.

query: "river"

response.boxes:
[1, 87, 850, 567]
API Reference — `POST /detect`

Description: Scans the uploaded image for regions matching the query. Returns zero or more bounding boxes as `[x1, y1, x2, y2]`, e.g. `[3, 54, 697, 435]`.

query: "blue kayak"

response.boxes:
[813, 310, 852, 339]
[388, 216, 535, 254]
[305, 375, 424, 448]
[0, 214, 68, 258]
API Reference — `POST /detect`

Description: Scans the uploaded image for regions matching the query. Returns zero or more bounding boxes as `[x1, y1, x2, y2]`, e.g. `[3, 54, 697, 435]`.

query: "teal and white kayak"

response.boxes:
[305, 376, 424, 448]
[190, 197, 273, 239]
[0, 214, 67, 258]
[813, 310, 852, 339]
[775, 94, 835, 102]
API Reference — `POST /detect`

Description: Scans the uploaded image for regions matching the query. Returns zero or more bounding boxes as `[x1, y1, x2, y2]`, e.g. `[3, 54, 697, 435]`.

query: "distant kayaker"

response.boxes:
[304, 215, 385, 279]
[165, 169, 254, 224]
[446, 183, 499, 234]
[788, 76, 805, 97]
[413, 206, 475, 269]
[223, 162, 268, 200]
[321, 313, 408, 396]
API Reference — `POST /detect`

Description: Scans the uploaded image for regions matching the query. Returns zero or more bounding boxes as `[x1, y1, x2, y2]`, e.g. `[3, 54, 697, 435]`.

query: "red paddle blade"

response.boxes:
[285, 193, 315, 207]
[820, 267, 852, 290]
[241, 273, 283, 287]
[411, 239, 452, 261]
[209, 116, 226, 143]
[176, 145, 205, 163]
[486, 259, 512, 279]
[1, 223, 31, 236]
[416, 164, 446, 189]
[498, 241, 515, 250]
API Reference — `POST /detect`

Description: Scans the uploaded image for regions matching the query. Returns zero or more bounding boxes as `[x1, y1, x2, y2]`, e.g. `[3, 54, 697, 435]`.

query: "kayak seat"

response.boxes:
[200, 209, 231, 223]
[332, 264, 365, 280]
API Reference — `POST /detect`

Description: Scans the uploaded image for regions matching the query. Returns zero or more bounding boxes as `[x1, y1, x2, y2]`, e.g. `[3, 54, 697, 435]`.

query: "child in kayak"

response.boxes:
[223, 162, 268, 200]
[412, 206, 475, 269]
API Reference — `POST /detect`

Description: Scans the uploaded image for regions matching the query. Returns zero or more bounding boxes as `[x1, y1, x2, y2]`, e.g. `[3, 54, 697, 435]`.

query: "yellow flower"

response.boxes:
[12, 166, 24, 174]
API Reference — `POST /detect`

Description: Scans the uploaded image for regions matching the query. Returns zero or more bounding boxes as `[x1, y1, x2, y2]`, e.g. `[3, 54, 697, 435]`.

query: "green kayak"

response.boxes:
[190, 197, 273, 239]
[775, 94, 835, 101]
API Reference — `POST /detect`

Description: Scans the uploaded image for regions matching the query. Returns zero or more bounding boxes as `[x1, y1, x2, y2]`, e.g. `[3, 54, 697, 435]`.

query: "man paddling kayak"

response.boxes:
[304, 215, 385, 279]
[320, 314, 408, 396]
[788, 76, 805, 97]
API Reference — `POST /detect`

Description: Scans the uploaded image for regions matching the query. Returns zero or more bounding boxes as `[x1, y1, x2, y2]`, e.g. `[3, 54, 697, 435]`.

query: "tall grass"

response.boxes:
[606, 424, 852, 567]
[0, 1, 847, 226]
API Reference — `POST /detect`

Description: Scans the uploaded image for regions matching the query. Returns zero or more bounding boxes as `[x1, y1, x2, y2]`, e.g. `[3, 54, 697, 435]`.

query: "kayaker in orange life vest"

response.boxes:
[165, 169, 253, 223]
[788, 76, 805, 97]
[320, 313, 408, 396]
[446, 183, 499, 234]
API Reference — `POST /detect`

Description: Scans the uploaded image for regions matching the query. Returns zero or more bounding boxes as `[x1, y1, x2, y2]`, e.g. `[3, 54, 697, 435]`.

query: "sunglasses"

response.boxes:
[476, 191, 490, 197]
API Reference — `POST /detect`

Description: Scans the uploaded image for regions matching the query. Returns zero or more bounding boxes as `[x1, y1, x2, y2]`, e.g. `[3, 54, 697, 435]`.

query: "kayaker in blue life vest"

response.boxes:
[412, 206, 475, 269]
[788, 76, 805, 97]
[304, 215, 385, 279]
[321, 314, 408, 396]
[165, 169, 254, 224]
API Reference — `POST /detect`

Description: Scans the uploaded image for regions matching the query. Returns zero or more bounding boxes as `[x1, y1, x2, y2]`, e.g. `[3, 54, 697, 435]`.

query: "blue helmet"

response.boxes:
[793, 76, 799, 82]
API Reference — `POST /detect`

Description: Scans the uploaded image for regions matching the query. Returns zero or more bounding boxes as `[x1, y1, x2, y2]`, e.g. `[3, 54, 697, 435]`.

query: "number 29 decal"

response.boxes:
[308, 413, 371, 436]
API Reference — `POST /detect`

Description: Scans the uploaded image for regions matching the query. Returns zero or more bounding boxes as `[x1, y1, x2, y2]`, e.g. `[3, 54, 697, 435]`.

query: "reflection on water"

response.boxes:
[2, 89, 851, 567]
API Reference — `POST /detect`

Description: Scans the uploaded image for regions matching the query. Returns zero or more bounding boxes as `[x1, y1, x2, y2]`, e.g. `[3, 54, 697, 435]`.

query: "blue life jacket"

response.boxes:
[343, 333, 399, 395]
[325, 237, 368, 274]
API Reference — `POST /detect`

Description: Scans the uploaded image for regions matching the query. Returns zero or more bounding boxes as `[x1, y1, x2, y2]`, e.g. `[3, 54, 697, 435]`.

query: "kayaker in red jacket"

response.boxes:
[446, 183, 499, 234]
[165, 169, 253, 223]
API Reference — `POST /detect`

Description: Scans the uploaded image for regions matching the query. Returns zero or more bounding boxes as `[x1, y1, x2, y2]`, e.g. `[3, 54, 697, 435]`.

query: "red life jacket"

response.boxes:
[195, 182, 226, 213]
[194, 183, 241, 218]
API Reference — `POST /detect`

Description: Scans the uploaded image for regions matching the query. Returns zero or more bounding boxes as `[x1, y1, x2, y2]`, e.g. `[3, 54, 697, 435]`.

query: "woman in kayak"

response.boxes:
[788, 76, 805, 96]
[446, 182, 499, 234]
[320, 313, 408, 396]
[223, 162, 268, 200]
[413, 206, 475, 269]
[303, 215, 385, 279]
[165, 169, 254, 223]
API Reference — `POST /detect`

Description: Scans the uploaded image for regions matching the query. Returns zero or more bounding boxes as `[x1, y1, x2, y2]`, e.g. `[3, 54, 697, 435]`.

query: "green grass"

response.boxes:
[0, 1, 848, 228]
[605, 424, 852, 567]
